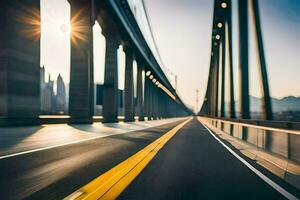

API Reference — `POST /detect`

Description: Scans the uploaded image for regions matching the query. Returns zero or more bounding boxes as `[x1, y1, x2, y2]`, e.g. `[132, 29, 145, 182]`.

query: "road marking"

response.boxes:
[0, 119, 185, 160]
[198, 119, 298, 200]
[64, 118, 192, 200]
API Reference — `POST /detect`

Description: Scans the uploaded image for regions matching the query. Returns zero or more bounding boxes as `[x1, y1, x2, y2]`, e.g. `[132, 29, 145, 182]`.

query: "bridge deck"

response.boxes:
[120, 118, 289, 199]
[0, 120, 185, 200]
[0, 118, 183, 157]
[0, 118, 298, 199]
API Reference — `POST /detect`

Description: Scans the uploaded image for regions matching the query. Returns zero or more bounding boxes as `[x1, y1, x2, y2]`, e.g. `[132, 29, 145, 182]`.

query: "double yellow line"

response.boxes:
[65, 118, 191, 200]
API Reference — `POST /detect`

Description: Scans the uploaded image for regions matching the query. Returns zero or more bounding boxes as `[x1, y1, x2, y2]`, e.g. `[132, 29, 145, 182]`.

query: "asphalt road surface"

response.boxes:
[0, 118, 298, 200]
[0, 120, 185, 200]
[120, 118, 297, 200]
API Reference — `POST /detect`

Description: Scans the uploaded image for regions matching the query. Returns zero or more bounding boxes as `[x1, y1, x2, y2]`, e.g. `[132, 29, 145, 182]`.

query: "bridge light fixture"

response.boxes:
[158, 84, 176, 100]
[217, 22, 223, 28]
[152, 78, 157, 83]
[216, 34, 220, 40]
[146, 70, 151, 76]
[214, 42, 218, 46]
[149, 75, 154, 79]
[221, 2, 227, 9]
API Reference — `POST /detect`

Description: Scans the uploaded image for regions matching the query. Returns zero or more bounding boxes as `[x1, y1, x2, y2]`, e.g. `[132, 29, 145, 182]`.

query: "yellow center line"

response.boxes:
[64, 117, 192, 200]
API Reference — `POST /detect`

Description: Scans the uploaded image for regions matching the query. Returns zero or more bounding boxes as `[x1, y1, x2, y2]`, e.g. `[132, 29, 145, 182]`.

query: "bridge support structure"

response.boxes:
[153, 85, 159, 119]
[101, 25, 120, 123]
[144, 76, 150, 120]
[0, 0, 191, 126]
[249, 0, 273, 120]
[124, 45, 134, 122]
[238, 0, 250, 119]
[227, 0, 236, 119]
[220, 28, 226, 118]
[136, 63, 144, 121]
[200, 0, 272, 123]
[68, 0, 94, 124]
[0, 0, 40, 118]
[149, 81, 154, 120]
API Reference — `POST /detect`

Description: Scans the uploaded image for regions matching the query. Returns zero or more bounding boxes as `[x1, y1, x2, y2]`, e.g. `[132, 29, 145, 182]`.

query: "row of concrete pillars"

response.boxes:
[0, 0, 188, 124]
[201, 0, 273, 120]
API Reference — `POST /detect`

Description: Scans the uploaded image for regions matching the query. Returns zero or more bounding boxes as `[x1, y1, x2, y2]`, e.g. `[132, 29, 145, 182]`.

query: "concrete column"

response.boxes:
[157, 90, 162, 119]
[169, 100, 173, 117]
[69, 0, 94, 123]
[220, 35, 226, 117]
[151, 85, 155, 119]
[0, 1, 40, 118]
[162, 94, 168, 118]
[175, 101, 178, 117]
[213, 45, 220, 117]
[166, 96, 170, 117]
[205, 60, 214, 117]
[171, 99, 174, 117]
[216, 45, 221, 117]
[250, 0, 273, 120]
[136, 65, 144, 121]
[153, 86, 158, 119]
[167, 98, 171, 117]
[124, 46, 134, 122]
[144, 77, 149, 119]
[165, 95, 171, 118]
[160, 91, 165, 118]
[160, 93, 165, 118]
[227, 1, 236, 118]
[238, 0, 250, 119]
[172, 101, 176, 117]
[210, 68, 215, 117]
[148, 79, 153, 119]
[102, 27, 119, 123]
[148, 81, 153, 119]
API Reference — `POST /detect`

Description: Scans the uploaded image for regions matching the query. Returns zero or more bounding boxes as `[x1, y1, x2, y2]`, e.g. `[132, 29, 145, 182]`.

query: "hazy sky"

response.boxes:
[41, 0, 300, 111]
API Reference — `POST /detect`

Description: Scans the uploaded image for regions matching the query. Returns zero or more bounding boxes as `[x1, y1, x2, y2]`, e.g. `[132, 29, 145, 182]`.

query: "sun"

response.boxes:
[59, 23, 71, 35]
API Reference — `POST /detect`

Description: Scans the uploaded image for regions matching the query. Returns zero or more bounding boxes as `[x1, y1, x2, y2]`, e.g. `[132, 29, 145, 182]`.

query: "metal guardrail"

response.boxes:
[207, 116, 300, 131]
[200, 116, 300, 190]
[203, 117, 300, 162]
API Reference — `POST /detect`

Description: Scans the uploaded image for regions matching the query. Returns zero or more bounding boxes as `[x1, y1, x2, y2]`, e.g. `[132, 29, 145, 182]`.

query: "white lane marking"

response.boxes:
[199, 121, 298, 200]
[0, 133, 123, 160]
[0, 120, 181, 160]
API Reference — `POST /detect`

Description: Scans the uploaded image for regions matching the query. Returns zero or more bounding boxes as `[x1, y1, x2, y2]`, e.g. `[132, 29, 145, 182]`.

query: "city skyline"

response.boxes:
[40, 66, 67, 114]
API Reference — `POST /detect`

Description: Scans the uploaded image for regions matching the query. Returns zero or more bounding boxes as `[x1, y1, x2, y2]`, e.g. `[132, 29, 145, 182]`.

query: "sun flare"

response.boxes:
[15, 5, 40, 41]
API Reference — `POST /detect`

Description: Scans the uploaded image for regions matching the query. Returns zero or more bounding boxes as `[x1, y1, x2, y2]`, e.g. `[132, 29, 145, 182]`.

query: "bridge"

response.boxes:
[0, 0, 299, 199]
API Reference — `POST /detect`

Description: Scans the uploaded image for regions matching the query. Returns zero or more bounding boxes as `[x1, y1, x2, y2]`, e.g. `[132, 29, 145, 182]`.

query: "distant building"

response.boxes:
[55, 74, 67, 113]
[40, 67, 55, 113]
[40, 67, 67, 114]
[40, 65, 45, 86]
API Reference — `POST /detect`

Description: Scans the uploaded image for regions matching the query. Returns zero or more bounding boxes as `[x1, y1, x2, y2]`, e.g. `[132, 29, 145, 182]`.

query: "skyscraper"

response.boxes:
[40, 67, 55, 114]
[55, 74, 66, 113]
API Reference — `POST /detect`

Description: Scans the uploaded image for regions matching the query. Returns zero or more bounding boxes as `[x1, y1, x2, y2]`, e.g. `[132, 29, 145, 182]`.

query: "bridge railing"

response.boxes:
[200, 116, 300, 190]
